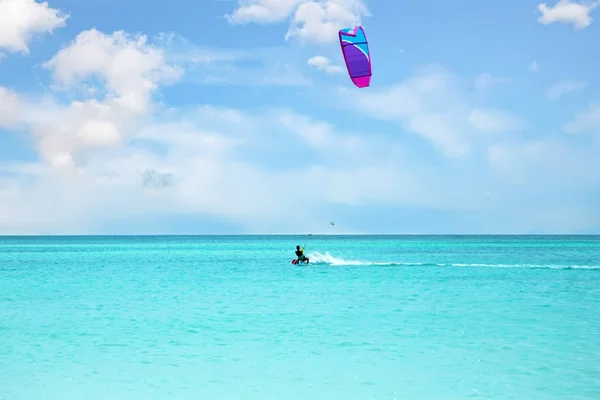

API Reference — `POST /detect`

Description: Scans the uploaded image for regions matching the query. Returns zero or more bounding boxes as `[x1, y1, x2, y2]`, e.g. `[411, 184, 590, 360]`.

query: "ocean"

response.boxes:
[1, 235, 599, 399]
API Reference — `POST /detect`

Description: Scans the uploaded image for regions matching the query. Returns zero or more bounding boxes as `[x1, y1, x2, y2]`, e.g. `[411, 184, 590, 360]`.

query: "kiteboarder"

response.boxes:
[295, 245, 308, 263]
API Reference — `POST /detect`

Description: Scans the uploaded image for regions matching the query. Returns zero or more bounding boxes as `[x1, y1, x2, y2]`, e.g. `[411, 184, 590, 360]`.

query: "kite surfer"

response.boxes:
[295, 245, 309, 264]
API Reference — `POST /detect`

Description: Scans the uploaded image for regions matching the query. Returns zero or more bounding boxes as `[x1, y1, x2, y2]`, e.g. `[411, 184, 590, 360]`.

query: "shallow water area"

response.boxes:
[1, 235, 599, 399]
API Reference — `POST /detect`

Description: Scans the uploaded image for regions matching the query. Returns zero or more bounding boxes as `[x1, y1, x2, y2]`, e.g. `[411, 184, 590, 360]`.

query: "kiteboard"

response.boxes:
[291, 258, 309, 265]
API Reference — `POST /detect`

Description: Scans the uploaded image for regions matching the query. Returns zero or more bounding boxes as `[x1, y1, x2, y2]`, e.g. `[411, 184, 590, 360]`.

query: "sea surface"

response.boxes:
[1, 235, 599, 399]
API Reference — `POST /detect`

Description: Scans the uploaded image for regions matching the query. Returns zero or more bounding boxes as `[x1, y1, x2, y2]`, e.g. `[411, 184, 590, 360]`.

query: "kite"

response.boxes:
[338, 26, 372, 88]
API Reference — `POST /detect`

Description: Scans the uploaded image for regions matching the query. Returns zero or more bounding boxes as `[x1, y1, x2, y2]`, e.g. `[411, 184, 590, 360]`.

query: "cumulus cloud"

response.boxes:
[545, 80, 586, 100]
[307, 55, 342, 73]
[0, 0, 68, 54]
[226, 0, 303, 23]
[277, 110, 370, 158]
[228, 0, 368, 43]
[2, 94, 599, 234]
[286, 0, 367, 43]
[468, 109, 524, 132]
[4, 29, 183, 168]
[0, 69, 492, 234]
[348, 66, 525, 157]
[24, 98, 127, 168]
[1, 23, 599, 234]
[537, 0, 600, 29]
[563, 102, 600, 134]
[43, 29, 182, 112]
[0, 86, 22, 127]
[0, 107, 396, 233]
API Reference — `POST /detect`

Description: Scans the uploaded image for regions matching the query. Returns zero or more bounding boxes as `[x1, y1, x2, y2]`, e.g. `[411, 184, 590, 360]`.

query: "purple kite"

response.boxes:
[338, 26, 372, 88]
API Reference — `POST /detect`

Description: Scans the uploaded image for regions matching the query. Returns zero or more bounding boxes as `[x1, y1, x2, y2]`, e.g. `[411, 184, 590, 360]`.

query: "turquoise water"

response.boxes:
[1, 235, 599, 399]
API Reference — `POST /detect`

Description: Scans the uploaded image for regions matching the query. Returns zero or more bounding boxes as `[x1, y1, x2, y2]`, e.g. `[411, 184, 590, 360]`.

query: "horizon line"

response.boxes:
[0, 233, 599, 237]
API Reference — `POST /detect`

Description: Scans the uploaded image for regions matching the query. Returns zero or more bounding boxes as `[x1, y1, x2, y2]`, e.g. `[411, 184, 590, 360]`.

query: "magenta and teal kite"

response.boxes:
[338, 26, 372, 88]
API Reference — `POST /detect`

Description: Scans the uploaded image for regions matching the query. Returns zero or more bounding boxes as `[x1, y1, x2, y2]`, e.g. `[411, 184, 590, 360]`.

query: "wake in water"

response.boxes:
[305, 252, 600, 270]
[307, 252, 396, 266]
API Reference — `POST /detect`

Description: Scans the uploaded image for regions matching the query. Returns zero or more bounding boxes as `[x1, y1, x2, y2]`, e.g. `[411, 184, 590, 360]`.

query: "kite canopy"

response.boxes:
[338, 26, 372, 88]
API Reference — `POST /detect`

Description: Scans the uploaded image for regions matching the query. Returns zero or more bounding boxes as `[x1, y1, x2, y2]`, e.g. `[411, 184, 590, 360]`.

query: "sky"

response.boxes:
[0, 0, 599, 235]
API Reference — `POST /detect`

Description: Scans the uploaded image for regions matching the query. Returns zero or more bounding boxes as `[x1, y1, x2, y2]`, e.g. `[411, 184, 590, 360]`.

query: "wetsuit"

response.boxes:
[295, 249, 306, 262]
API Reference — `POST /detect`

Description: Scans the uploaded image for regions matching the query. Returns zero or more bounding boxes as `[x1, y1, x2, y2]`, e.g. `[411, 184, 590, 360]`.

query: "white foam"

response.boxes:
[307, 252, 395, 266]
[304, 252, 600, 270]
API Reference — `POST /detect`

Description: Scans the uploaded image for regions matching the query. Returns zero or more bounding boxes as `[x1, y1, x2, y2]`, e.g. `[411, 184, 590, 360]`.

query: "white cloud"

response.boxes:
[537, 0, 600, 29]
[277, 110, 368, 158]
[228, 0, 369, 44]
[24, 98, 129, 168]
[487, 136, 600, 232]
[1, 25, 599, 234]
[0, 79, 494, 233]
[489, 137, 600, 187]
[1, 94, 599, 234]
[529, 60, 540, 72]
[0, 0, 68, 54]
[43, 29, 181, 112]
[0, 107, 418, 233]
[0, 86, 22, 127]
[348, 66, 524, 157]
[227, 0, 304, 23]
[307, 55, 342, 73]
[286, 0, 367, 44]
[156, 34, 312, 86]
[545, 80, 586, 100]
[563, 102, 600, 134]
[474, 73, 509, 92]
[468, 109, 524, 132]
[11, 29, 183, 168]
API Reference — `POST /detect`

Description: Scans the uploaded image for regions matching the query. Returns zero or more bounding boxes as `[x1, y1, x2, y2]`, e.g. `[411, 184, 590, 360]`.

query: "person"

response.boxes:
[295, 245, 308, 263]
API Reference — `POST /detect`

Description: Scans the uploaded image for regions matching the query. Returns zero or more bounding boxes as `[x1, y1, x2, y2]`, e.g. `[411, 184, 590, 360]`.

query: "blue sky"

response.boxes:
[0, 0, 599, 234]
